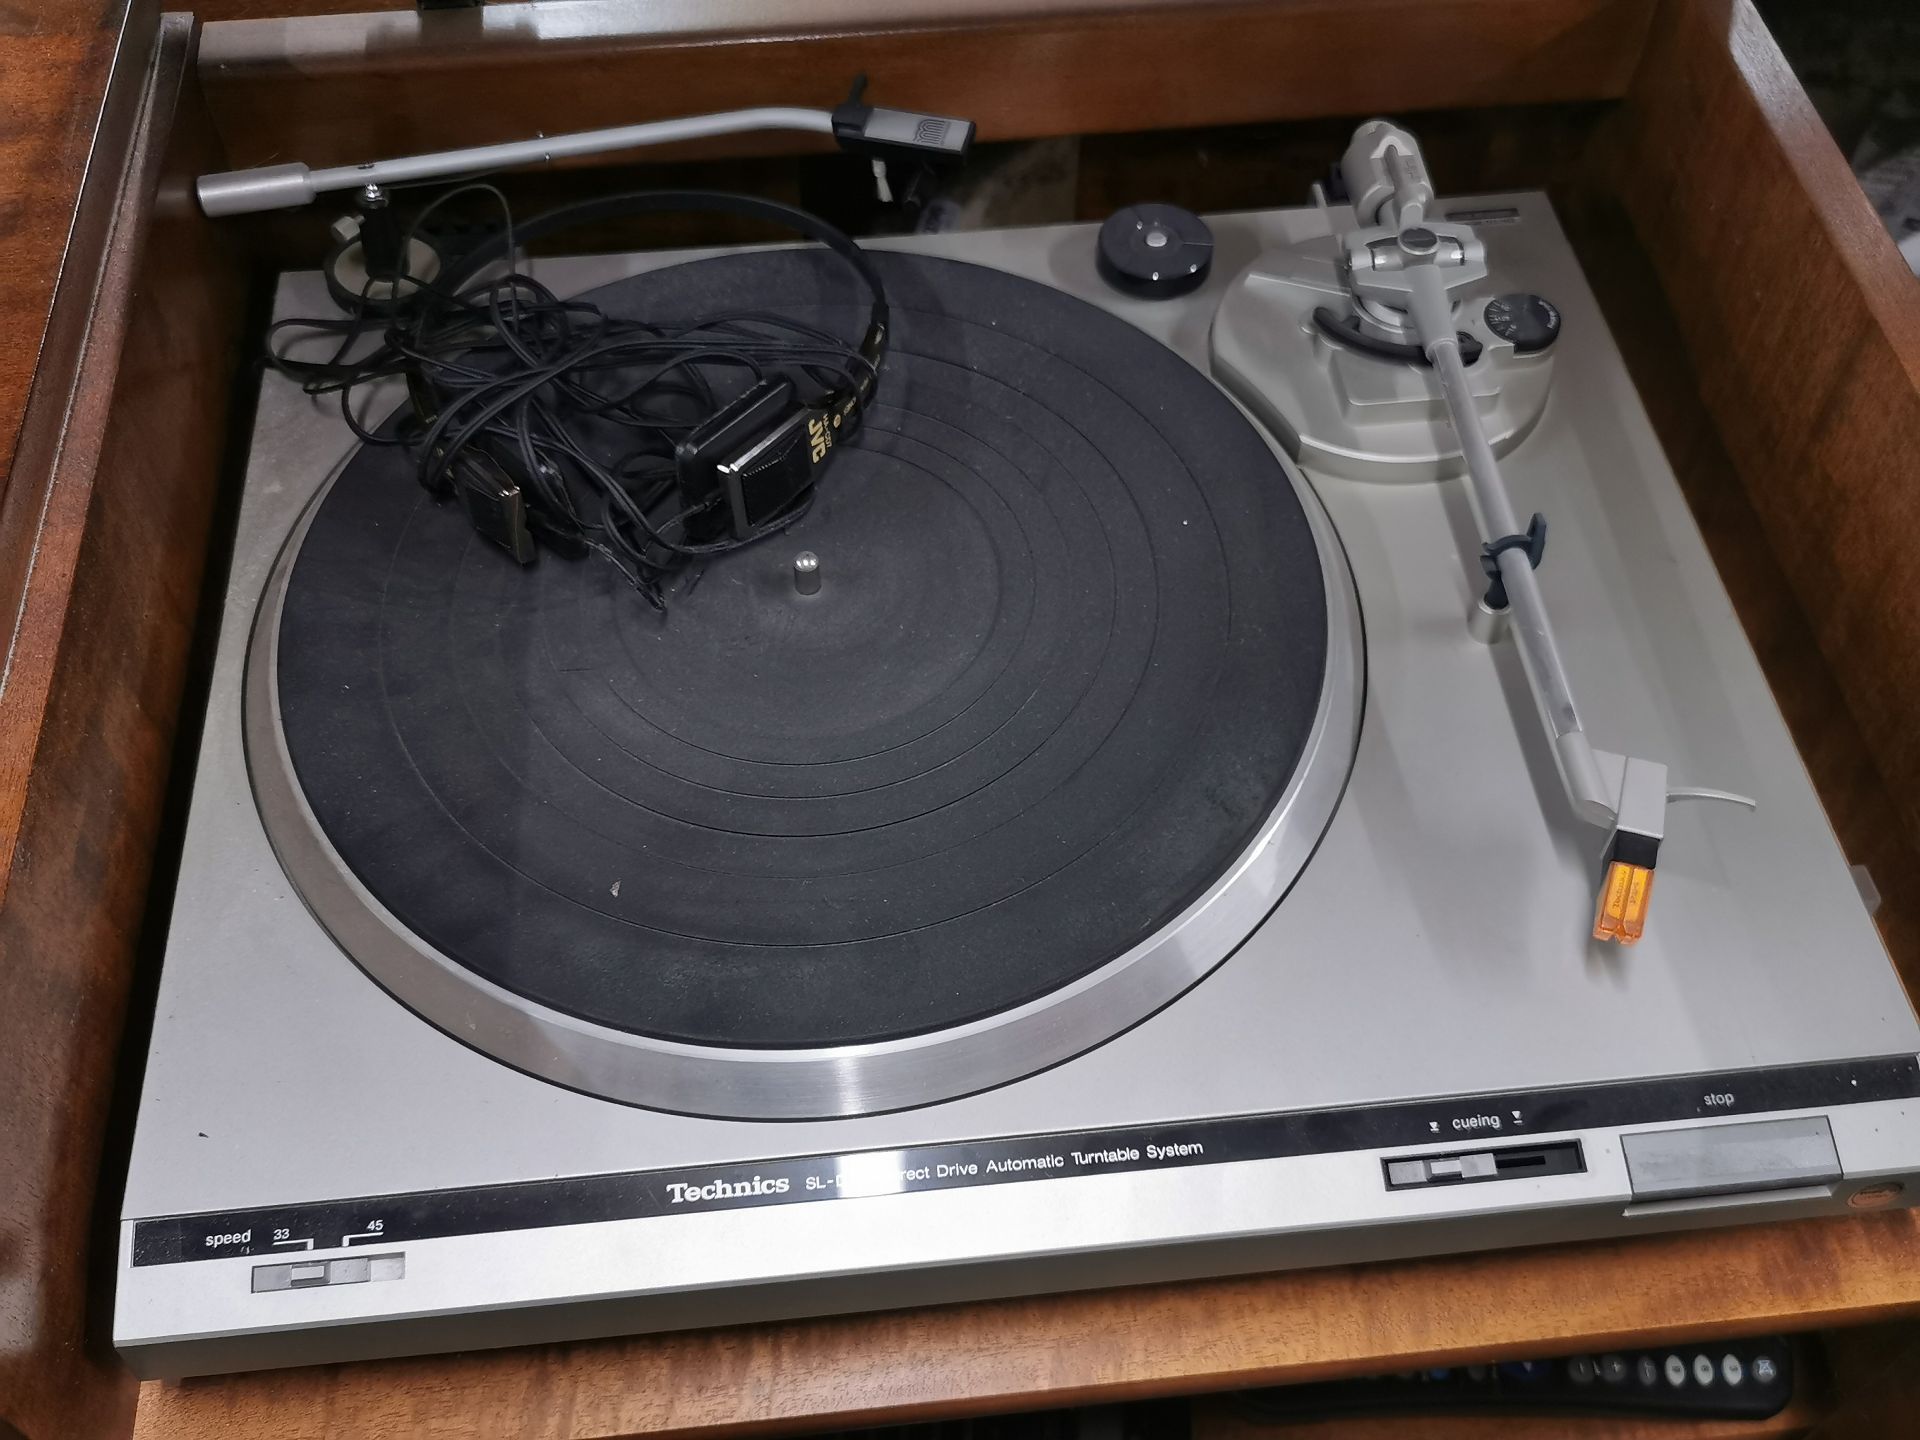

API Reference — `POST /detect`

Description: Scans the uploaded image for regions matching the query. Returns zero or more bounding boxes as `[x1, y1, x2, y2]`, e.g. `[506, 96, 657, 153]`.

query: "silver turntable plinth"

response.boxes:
[116, 193, 1920, 1378]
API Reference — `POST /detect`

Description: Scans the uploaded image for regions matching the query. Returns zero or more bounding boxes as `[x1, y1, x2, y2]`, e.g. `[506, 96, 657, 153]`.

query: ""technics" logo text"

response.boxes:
[665, 1175, 792, 1205]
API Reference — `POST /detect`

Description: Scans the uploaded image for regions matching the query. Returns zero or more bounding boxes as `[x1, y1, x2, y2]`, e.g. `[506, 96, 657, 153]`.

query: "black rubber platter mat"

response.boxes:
[274, 249, 1330, 1049]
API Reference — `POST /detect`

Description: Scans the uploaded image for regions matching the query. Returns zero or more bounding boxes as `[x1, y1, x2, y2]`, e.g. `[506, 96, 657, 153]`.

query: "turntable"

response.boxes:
[115, 122, 1920, 1377]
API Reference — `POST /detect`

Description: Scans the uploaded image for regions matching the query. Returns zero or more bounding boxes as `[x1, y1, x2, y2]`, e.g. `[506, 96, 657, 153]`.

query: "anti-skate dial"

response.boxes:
[1484, 292, 1561, 354]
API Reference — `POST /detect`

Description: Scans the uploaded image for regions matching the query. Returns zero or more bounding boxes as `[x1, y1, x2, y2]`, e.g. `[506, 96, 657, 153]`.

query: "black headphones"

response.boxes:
[398, 189, 891, 575]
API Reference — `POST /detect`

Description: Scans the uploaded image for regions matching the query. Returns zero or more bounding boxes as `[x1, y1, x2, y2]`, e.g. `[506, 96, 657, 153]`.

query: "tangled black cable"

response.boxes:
[267, 183, 884, 610]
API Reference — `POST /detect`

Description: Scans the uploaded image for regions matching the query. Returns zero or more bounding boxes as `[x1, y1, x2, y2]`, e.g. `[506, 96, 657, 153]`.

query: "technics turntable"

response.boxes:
[116, 119, 1920, 1377]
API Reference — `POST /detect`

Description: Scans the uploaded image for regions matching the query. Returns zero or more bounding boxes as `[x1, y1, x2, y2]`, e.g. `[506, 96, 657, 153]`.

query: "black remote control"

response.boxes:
[1229, 1337, 1793, 1422]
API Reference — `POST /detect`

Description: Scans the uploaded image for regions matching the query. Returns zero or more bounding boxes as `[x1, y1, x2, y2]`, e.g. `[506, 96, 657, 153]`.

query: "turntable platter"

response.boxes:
[250, 250, 1360, 1117]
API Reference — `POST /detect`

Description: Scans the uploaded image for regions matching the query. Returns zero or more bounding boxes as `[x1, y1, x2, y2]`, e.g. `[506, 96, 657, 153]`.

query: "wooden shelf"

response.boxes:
[131, 1212, 1920, 1439]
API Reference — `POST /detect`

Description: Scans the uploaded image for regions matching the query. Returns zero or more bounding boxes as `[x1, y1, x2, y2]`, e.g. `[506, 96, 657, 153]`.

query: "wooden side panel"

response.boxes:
[194, 0, 1656, 170]
[0, 0, 130, 495]
[1604, 0, 1920, 849]
[0, 18, 251, 1440]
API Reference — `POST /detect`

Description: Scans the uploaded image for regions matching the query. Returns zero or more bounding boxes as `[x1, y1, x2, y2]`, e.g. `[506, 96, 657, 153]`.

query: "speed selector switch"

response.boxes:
[252, 1252, 405, 1293]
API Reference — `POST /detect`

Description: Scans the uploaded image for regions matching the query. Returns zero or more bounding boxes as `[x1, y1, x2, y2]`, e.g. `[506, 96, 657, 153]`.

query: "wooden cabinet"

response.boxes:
[3, 2, 1919, 1437]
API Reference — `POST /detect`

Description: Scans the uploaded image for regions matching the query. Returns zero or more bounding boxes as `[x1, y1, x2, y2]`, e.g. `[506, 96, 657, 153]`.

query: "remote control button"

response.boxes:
[1500, 1361, 1550, 1383]
[1427, 1368, 1453, 1381]
[1637, 1355, 1659, 1386]
[1600, 1354, 1630, 1385]
[1467, 1364, 1489, 1382]
[1568, 1356, 1596, 1385]
[1693, 1354, 1716, 1386]
[1752, 1354, 1779, 1385]
[1664, 1355, 1687, 1387]
[1722, 1354, 1744, 1386]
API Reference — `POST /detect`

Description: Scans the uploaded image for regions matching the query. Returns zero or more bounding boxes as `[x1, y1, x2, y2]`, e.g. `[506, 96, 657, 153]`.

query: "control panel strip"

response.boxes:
[130, 1054, 1919, 1266]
